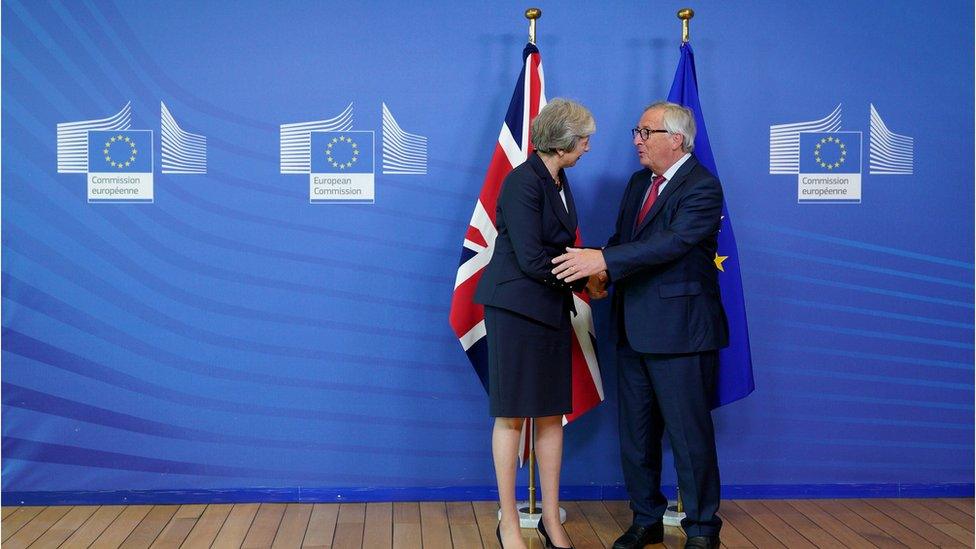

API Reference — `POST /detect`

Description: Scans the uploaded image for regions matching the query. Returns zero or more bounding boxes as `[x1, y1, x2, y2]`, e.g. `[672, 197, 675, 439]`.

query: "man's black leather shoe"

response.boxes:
[684, 535, 720, 549]
[612, 522, 664, 548]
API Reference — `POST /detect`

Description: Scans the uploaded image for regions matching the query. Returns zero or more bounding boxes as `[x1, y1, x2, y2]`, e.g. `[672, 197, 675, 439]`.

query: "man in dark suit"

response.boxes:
[553, 102, 728, 549]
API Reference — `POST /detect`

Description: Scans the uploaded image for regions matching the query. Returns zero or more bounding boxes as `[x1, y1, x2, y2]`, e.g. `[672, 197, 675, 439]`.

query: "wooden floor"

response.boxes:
[1, 499, 972, 548]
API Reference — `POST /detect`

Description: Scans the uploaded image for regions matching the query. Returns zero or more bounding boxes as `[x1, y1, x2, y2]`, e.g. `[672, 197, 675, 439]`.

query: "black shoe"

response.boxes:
[496, 524, 504, 548]
[684, 535, 720, 549]
[538, 518, 574, 549]
[612, 522, 664, 549]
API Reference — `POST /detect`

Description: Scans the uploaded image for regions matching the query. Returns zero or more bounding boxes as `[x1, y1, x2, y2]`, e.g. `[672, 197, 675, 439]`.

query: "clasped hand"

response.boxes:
[552, 247, 609, 300]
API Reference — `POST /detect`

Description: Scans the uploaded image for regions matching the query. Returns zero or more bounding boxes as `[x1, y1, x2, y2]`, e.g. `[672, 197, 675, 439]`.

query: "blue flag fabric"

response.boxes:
[667, 42, 755, 408]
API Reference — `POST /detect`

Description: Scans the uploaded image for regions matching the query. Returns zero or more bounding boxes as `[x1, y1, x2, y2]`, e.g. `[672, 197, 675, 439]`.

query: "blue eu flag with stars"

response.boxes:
[311, 131, 374, 174]
[88, 130, 152, 173]
[668, 43, 755, 408]
[799, 131, 862, 173]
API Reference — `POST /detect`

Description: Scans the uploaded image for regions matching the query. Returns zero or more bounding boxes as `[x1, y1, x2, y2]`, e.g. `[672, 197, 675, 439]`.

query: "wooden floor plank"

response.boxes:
[361, 502, 393, 548]
[150, 516, 197, 548]
[560, 501, 604, 549]
[174, 504, 208, 520]
[181, 504, 232, 548]
[757, 499, 843, 548]
[242, 503, 287, 548]
[332, 503, 366, 548]
[303, 503, 340, 548]
[784, 500, 875, 548]
[470, 501, 499, 549]
[445, 502, 481, 549]
[211, 503, 260, 549]
[720, 502, 785, 549]
[61, 505, 126, 549]
[419, 502, 451, 549]
[120, 505, 179, 549]
[28, 505, 98, 548]
[393, 502, 423, 549]
[714, 508, 756, 549]
[863, 499, 964, 547]
[817, 498, 907, 548]
[577, 500, 623, 547]
[837, 499, 930, 548]
[933, 522, 976, 548]
[1, 506, 46, 542]
[3, 505, 71, 549]
[0, 498, 968, 548]
[917, 499, 975, 533]
[3, 506, 21, 519]
[942, 498, 974, 517]
[272, 503, 313, 549]
[734, 500, 816, 549]
[91, 505, 153, 549]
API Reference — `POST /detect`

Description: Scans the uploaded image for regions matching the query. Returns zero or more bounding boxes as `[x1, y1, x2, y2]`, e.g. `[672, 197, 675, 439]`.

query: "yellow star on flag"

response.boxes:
[714, 253, 729, 272]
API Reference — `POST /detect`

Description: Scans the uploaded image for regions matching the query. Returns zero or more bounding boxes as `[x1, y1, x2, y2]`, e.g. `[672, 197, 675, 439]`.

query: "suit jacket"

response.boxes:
[603, 155, 729, 354]
[475, 153, 586, 328]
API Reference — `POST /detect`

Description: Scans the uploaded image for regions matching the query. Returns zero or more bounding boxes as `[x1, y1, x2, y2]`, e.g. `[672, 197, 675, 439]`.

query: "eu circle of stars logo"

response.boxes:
[325, 135, 360, 170]
[813, 135, 846, 171]
[103, 134, 138, 170]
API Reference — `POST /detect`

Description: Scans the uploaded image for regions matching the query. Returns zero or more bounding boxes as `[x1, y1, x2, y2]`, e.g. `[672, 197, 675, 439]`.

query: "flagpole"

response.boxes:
[663, 7, 694, 530]
[678, 8, 694, 43]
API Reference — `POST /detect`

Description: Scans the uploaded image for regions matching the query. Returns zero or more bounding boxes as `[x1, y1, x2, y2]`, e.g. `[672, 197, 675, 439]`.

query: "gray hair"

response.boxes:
[531, 98, 596, 154]
[646, 101, 696, 153]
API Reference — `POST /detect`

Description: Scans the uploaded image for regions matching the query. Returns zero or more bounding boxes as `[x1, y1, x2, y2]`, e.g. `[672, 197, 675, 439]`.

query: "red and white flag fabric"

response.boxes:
[449, 43, 604, 462]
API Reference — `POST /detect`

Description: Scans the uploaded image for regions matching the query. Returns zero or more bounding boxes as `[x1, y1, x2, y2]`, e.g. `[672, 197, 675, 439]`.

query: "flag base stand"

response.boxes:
[663, 500, 685, 527]
[497, 503, 566, 529]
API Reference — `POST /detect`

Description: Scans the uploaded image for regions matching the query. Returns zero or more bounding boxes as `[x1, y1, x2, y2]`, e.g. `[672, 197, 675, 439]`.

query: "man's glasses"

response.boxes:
[632, 128, 669, 140]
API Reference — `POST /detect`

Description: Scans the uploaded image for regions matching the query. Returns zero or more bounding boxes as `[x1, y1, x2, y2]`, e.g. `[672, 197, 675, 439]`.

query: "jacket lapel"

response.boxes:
[529, 154, 575, 234]
[634, 155, 699, 236]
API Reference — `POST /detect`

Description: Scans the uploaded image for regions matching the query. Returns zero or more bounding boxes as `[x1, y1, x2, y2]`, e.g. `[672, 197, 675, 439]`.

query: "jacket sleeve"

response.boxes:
[500, 173, 578, 291]
[603, 175, 723, 282]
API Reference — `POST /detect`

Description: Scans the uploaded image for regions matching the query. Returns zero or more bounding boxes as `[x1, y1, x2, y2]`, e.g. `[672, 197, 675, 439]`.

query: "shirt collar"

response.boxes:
[658, 152, 692, 181]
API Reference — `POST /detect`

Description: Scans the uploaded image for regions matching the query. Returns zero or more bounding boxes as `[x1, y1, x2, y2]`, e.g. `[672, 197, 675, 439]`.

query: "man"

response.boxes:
[553, 102, 728, 549]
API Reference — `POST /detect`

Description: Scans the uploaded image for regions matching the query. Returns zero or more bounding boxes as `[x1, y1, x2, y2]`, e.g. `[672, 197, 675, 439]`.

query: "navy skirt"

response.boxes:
[485, 305, 573, 418]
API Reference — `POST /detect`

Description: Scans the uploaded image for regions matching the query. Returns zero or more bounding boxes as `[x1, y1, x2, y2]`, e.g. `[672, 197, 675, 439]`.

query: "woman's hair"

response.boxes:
[531, 98, 596, 154]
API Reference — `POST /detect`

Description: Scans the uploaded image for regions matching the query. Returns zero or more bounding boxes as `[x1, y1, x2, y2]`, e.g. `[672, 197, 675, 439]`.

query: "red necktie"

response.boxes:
[635, 175, 666, 228]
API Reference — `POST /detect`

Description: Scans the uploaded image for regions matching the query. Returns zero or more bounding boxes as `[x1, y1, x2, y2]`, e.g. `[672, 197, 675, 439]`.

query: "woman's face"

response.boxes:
[559, 135, 591, 168]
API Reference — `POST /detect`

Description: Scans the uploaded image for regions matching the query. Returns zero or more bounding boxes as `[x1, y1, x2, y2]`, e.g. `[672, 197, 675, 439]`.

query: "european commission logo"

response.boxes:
[57, 102, 208, 203]
[798, 132, 862, 203]
[769, 104, 913, 204]
[280, 102, 427, 204]
[310, 131, 375, 203]
[87, 130, 154, 202]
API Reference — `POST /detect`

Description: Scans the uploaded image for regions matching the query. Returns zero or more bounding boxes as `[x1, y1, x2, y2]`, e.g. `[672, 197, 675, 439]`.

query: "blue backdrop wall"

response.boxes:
[2, 0, 973, 504]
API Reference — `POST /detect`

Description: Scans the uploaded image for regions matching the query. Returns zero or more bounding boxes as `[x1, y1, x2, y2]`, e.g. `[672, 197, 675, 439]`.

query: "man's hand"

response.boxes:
[552, 247, 608, 283]
[586, 271, 609, 300]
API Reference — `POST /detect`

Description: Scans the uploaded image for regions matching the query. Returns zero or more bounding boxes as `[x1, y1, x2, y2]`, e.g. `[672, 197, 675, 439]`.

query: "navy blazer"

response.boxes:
[475, 153, 585, 328]
[603, 155, 730, 354]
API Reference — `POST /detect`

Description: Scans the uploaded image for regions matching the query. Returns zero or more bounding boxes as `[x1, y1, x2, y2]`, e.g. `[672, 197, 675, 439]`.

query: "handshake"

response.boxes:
[585, 271, 609, 300]
[552, 247, 609, 300]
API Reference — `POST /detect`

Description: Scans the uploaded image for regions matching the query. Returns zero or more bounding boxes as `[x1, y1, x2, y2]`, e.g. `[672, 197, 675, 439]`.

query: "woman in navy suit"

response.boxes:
[474, 99, 596, 549]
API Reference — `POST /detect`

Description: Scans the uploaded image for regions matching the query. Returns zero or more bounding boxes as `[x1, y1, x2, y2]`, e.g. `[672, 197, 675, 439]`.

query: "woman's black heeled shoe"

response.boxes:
[538, 518, 574, 549]
[496, 524, 504, 548]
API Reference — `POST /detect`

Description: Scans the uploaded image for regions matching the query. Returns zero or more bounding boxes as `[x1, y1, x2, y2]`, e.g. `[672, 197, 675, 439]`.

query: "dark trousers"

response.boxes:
[617, 345, 722, 538]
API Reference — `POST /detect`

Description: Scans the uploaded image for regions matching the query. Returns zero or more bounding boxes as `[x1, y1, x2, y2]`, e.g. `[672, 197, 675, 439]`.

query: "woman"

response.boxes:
[474, 98, 596, 549]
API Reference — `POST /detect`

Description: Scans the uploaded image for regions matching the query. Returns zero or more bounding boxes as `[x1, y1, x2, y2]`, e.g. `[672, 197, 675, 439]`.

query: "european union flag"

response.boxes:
[311, 131, 374, 174]
[88, 130, 152, 173]
[667, 43, 755, 408]
[799, 132, 862, 173]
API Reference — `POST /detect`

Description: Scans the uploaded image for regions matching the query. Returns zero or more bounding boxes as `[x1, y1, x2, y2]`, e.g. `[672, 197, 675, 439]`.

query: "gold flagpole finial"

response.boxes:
[677, 8, 695, 43]
[525, 8, 542, 45]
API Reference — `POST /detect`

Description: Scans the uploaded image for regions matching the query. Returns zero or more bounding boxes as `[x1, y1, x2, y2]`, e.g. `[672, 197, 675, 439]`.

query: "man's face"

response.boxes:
[633, 108, 682, 174]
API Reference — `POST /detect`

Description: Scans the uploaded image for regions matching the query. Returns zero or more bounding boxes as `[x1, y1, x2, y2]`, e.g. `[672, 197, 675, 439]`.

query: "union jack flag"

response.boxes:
[449, 43, 604, 460]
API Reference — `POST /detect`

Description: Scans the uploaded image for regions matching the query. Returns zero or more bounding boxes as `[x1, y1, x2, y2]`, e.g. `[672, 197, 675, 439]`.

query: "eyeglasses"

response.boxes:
[632, 128, 669, 140]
